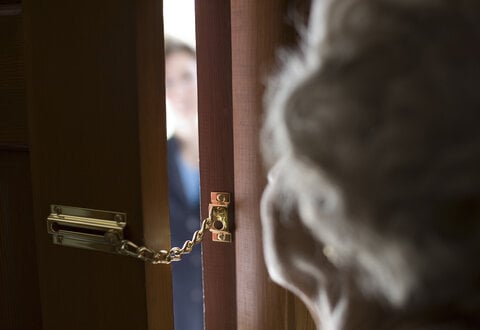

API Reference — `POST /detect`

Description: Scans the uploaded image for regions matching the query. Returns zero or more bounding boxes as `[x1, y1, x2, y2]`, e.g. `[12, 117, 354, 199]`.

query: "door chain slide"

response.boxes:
[47, 192, 232, 264]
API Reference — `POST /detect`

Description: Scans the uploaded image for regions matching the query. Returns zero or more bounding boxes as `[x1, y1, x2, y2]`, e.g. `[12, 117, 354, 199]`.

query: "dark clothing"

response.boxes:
[167, 137, 203, 330]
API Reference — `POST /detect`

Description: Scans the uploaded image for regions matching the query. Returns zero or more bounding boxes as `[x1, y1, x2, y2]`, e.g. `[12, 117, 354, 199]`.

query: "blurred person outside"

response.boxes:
[165, 37, 203, 330]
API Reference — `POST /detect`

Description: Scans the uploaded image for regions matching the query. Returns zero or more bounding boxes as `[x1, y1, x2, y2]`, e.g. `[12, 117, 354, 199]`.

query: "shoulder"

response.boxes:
[167, 136, 178, 152]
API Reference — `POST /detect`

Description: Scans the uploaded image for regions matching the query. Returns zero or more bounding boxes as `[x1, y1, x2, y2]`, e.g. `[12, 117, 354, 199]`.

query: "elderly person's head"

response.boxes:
[261, 0, 480, 329]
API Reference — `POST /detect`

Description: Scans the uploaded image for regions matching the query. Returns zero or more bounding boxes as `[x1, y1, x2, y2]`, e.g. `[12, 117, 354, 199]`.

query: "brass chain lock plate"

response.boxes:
[47, 192, 232, 264]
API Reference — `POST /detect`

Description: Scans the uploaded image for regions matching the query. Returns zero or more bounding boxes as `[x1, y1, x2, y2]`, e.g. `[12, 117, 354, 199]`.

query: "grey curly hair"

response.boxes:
[263, 0, 480, 313]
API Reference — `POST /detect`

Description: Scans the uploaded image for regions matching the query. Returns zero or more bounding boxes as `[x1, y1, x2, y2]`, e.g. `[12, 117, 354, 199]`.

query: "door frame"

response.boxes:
[198, 0, 316, 328]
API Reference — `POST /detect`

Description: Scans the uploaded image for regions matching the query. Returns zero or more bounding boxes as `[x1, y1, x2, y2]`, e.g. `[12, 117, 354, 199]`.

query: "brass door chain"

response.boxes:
[115, 216, 213, 264]
[47, 192, 232, 264]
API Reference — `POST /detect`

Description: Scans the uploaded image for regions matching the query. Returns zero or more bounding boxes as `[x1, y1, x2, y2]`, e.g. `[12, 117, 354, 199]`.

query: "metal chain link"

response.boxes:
[115, 217, 213, 264]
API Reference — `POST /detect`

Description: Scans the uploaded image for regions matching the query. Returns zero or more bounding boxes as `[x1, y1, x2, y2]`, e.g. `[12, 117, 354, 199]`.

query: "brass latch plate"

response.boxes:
[47, 191, 232, 262]
[209, 192, 232, 243]
[47, 205, 126, 253]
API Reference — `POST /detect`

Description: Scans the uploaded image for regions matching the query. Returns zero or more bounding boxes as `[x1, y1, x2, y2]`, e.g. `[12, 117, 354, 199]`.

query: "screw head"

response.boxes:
[216, 194, 226, 202]
[114, 214, 123, 222]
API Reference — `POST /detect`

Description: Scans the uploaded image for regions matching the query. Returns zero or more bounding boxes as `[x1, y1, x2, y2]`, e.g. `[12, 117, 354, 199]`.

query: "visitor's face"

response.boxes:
[165, 51, 198, 123]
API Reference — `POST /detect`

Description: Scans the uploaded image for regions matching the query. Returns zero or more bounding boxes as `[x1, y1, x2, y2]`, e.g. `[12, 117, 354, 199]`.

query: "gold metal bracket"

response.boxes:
[47, 205, 126, 253]
[46, 192, 232, 263]
[208, 192, 232, 243]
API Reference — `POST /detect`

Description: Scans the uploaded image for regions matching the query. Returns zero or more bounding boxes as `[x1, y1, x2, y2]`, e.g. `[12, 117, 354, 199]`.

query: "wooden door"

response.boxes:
[231, 0, 316, 327]
[0, 3, 42, 329]
[2, 0, 317, 329]
[197, 0, 316, 329]
[24, 1, 173, 329]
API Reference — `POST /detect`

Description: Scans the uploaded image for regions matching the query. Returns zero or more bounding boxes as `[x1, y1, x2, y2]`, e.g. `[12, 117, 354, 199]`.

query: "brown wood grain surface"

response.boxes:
[135, 1, 174, 329]
[231, 0, 316, 329]
[0, 13, 27, 146]
[0, 151, 42, 330]
[24, 0, 172, 329]
[0, 5, 21, 16]
[0, 152, 41, 330]
[0, 9, 41, 329]
[231, 1, 288, 328]
[195, 1, 237, 329]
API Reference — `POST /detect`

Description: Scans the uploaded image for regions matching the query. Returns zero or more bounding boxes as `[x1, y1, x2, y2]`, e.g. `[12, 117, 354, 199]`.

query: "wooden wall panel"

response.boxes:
[231, 0, 316, 329]
[0, 7, 42, 329]
[231, 1, 286, 328]
[0, 153, 42, 329]
[0, 9, 27, 147]
[24, 1, 172, 329]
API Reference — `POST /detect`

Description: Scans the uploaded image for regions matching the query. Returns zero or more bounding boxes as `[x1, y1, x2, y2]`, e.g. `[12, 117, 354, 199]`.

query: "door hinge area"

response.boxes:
[47, 192, 232, 264]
